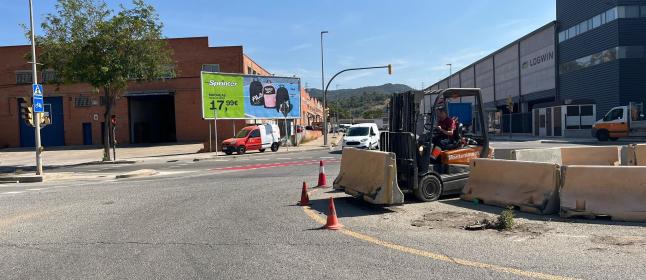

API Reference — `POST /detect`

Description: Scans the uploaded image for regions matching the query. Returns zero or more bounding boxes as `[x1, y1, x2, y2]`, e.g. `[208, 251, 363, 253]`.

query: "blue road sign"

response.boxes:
[33, 96, 44, 113]
[33, 84, 44, 97]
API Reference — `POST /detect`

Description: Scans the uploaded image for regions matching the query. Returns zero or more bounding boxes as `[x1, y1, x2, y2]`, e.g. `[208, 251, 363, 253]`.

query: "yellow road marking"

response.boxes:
[301, 202, 579, 280]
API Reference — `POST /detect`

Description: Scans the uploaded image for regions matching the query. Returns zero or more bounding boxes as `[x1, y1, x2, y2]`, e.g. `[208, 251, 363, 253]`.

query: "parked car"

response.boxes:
[342, 123, 380, 149]
[221, 124, 281, 155]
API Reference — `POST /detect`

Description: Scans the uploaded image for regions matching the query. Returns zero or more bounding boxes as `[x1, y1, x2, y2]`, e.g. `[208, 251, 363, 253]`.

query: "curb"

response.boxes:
[115, 169, 159, 179]
[0, 175, 43, 183]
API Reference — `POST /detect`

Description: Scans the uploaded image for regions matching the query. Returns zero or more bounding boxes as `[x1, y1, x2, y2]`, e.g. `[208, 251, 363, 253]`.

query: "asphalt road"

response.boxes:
[1, 144, 644, 279]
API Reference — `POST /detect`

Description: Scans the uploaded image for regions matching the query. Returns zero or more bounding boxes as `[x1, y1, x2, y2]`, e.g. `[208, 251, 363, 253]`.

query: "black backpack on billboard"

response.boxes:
[276, 85, 292, 113]
[249, 78, 264, 106]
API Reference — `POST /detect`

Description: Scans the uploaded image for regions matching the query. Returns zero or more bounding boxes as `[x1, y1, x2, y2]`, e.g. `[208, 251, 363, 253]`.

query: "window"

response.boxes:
[247, 67, 253, 74]
[558, 31, 566, 43]
[618, 46, 645, 59]
[592, 14, 602, 28]
[16, 71, 33, 84]
[201, 64, 220, 73]
[642, 6, 646, 17]
[604, 108, 624, 121]
[619, 6, 640, 18]
[249, 129, 260, 138]
[567, 25, 577, 39]
[606, 7, 617, 22]
[42, 70, 57, 83]
[74, 96, 92, 107]
[566, 106, 580, 117]
[578, 21, 589, 34]
[580, 105, 594, 116]
[558, 46, 644, 75]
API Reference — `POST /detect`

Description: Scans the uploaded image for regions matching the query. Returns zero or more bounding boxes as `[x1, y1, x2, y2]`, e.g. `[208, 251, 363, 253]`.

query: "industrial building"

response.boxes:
[0, 37, 324, 148]
[428, 0, 646, 138]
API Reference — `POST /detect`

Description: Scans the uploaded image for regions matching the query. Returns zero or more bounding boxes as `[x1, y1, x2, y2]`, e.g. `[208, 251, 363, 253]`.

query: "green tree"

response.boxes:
[36, 0, 173, 161]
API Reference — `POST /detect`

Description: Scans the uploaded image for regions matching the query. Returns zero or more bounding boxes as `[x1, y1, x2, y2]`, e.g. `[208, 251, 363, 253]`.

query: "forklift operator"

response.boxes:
[433, 107, 456, 149]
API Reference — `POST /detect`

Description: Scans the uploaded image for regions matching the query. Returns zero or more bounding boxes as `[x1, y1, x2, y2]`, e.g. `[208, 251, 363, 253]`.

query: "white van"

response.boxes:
[342, 123, 380, 149]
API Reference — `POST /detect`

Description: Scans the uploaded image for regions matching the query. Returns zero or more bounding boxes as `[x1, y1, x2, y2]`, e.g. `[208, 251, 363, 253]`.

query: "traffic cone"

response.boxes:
[325, 196, 343, 230]
[298, 181, 311, 206]
[317, 160, 328, 188]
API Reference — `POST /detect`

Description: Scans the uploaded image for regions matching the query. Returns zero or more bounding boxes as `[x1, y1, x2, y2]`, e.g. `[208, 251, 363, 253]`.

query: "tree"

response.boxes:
[37, 0, 173, 161]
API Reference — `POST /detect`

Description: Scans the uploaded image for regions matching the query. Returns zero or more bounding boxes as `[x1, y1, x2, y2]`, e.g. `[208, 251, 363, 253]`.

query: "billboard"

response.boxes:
[201, 72, 301, 119]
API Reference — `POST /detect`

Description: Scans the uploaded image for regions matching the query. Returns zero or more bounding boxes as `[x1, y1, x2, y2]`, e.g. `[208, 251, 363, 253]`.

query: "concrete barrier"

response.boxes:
[461, 159, 561, 214]
[333, 148, 404, 205]
[512, 146, 620, 166]
[512, 147, 561, 164]
[560, 146, 620, 166]
[632, 144, 646, 166]
[560, 165, 646, 222]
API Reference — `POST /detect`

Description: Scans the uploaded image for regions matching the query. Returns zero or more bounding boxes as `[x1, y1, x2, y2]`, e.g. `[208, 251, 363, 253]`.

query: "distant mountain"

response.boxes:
[305, 83, 413, 119]
[307, 83, 413, 101]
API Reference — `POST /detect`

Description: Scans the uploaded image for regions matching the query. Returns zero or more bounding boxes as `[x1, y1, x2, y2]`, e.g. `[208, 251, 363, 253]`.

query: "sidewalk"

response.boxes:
[0, 136, 336, 174]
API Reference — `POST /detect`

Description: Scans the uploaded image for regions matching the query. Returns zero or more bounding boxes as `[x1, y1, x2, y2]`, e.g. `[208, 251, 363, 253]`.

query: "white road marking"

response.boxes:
[320, 156, 335, 159]
[276, 158, 292, 160]
[26, 188, 43, 191]
[2, 191, 25, 195]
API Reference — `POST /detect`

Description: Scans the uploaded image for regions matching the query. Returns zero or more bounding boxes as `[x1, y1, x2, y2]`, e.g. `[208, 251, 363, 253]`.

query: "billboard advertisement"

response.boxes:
[201, 72, 301, 119]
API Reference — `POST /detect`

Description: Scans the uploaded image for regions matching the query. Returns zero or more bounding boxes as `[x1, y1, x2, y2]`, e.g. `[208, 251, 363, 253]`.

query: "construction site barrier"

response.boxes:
[333, 148, 404, 205]
[635, 144, 646, 166]
[512, 147, 561, 164]
[512, 146, 620, 166]
[560, 165, 646, 222]
[560, 146, 620, 165]
[461, 159, 561, 214]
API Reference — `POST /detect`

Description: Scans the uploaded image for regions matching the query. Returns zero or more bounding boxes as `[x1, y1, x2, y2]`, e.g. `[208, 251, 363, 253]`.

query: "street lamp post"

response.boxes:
[446, 63, 453, 88]
[320, 31, 329, 146]
[322, 66, 392, 134]
[28, 0, 43, 175]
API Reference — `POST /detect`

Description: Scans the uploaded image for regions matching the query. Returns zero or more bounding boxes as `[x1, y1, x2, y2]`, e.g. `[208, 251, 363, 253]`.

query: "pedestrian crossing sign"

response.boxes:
[33, 84, 44, 97]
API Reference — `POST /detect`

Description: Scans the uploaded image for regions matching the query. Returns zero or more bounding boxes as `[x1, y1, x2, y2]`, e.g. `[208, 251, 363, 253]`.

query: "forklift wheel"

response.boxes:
[414, 175, 442, 202]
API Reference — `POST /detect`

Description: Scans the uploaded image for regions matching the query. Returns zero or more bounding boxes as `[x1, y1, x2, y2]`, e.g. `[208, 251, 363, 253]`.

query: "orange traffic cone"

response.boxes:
[298, 182, 311, 206]
[317, 160, 328, 188]
[325, 197, 343, 230]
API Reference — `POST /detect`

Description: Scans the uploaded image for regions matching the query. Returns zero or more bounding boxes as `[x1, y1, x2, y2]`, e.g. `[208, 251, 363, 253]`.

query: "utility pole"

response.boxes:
[29, 0, 43, 175]
[321, 31, 329, 146]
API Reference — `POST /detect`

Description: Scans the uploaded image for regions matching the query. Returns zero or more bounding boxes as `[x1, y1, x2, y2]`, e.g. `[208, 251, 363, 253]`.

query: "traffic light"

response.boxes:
[387, 64, 393, 75]
[110, 115, 117, 126]
[507, 96, 514, 113]
[19, 97, 34, 127]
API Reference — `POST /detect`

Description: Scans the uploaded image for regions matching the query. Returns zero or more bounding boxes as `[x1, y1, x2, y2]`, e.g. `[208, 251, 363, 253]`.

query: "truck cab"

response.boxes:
[222, 124, 281, 155]
[593, 102, 646, 141]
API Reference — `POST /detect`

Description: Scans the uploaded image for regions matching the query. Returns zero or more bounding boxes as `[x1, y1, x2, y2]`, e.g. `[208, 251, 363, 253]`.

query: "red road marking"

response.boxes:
[211, 159, 339, 172]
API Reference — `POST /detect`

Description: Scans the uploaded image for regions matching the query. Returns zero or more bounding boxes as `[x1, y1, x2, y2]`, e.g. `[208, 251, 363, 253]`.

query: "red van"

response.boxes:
[221, 124, 281, 155]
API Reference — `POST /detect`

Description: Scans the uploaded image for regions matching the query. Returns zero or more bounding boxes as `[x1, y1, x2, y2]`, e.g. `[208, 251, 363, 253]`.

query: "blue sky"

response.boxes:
[2, 0, 555, 90]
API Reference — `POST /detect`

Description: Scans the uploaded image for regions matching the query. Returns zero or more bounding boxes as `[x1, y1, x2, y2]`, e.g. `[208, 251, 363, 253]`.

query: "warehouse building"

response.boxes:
[428, 0, 646, 138]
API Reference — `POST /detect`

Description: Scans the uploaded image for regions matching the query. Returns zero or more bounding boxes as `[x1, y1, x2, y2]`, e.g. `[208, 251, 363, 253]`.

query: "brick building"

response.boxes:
[0, 37, 319, 148]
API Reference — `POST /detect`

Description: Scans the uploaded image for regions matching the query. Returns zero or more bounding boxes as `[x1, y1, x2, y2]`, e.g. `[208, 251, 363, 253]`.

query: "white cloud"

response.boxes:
[287, 43, 312, 52]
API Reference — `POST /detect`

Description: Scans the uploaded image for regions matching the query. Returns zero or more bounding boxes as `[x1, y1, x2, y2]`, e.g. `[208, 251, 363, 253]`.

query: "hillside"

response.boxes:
[307, 83, 412, 101]
[306, 83, 413, 119]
